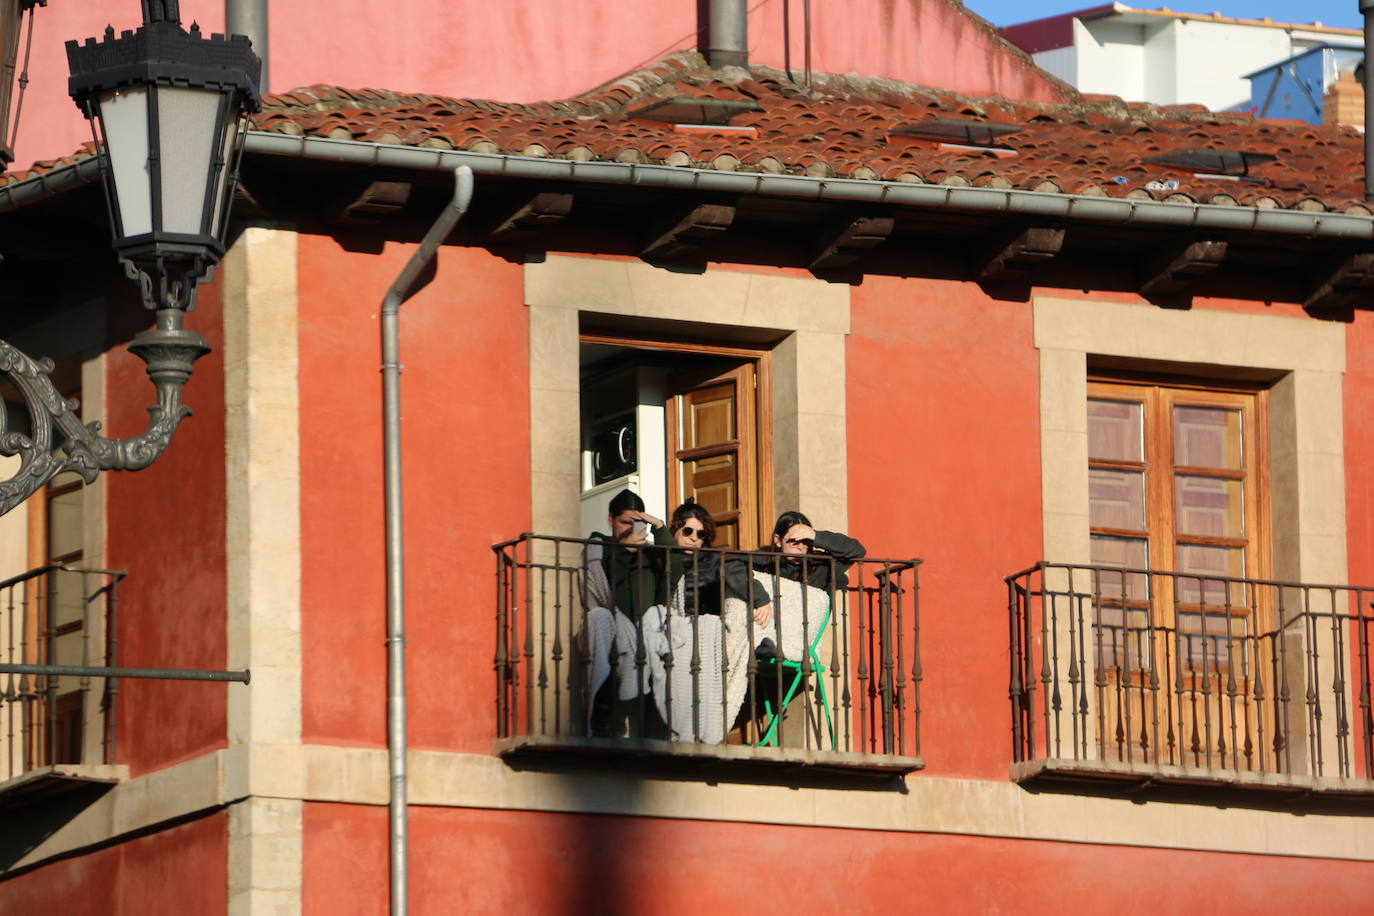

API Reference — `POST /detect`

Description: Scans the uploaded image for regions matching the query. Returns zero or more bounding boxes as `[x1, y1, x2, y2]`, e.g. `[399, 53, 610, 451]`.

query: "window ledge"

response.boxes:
[0, 764, 128, 813]
[496, 736, 923, 777]
[1013, 758, 1374, 800]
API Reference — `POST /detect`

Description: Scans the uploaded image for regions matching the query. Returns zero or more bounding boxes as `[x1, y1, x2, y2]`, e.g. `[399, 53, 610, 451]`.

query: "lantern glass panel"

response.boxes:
[209, 113, 242, 238]
[156, 86, 223, 236]
[99, 87, 153, 238]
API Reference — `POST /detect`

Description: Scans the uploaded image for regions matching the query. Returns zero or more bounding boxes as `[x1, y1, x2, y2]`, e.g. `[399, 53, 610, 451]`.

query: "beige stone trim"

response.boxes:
[221, 227, 302, 913]
[525, 255, 851, 534]
[228, 797, 303, 916]
[1033, 296, 1350, 769]
[0, 752, 224, 874]
[8, 744, 1373, 876]
[1033, 295, 1347, 581]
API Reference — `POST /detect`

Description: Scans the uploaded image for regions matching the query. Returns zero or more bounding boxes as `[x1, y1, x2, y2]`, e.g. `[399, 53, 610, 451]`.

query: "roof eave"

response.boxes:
[2, 133, 1370, 242]
[240, 132, 1374, 241]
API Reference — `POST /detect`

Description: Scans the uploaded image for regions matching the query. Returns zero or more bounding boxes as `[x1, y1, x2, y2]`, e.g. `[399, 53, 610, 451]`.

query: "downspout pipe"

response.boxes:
[1363, 0, 1374, 200]
[708, 0, 748, 68]
[225, 0, 269, 91]
[380, 166, 474, 916]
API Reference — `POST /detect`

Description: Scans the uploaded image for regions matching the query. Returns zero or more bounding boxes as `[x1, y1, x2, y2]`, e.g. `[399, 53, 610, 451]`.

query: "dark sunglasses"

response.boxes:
[679, 525, 706, 538]
[783, 537, 815, 548]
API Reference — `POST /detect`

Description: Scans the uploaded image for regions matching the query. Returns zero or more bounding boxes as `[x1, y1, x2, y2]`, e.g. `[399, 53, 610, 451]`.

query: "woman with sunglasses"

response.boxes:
[642, 500, 770, 743]
[742, 512, 866, 738]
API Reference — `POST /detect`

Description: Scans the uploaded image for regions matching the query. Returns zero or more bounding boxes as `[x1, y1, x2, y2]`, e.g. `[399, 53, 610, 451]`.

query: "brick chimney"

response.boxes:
[1324, 71, 1365, 128]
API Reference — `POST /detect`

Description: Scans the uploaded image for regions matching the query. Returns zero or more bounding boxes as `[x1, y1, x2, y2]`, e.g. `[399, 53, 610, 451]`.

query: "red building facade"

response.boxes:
[2, 1, 1374, 913]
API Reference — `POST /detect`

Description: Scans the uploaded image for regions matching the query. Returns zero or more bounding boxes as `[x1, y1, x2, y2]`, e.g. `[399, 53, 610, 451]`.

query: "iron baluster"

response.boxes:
[553, 546, 568, 737]
[1305, 588, 1323, 777]
[1008, 576, 1024, 761]
[1330, 586, 1350, 778]
[1359, 592, 1374, 779]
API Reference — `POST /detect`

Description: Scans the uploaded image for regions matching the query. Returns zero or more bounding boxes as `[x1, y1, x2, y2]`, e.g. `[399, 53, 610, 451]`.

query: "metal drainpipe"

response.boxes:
[225, 0, 269, 90]
[380, 166, 474, 916]
[1364, 0, 1374, 200]
[708, 0, 748, 68]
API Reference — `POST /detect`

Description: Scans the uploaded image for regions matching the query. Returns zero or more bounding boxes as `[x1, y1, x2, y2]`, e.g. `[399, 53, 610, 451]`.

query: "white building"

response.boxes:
[1000, 3, 1361, 111]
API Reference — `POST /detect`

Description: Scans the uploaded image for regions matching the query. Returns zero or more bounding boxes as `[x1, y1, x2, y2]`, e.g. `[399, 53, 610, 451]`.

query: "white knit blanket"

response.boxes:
[644, 570, 829, 743]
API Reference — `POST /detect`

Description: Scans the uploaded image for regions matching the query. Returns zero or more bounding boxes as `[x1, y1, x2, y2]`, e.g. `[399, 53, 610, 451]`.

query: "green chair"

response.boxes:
[757, 599, 836, 749]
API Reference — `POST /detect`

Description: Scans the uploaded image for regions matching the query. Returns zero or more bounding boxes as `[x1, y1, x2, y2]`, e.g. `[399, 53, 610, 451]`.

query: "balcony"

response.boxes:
[0, 565, 126, 809]
[1007, 562, 1374, 798]
[493, 534, 923, 775]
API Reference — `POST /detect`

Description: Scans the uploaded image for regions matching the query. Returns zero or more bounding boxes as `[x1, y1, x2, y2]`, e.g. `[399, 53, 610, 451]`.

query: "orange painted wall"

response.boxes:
[14, 0, 1063, 171]
[297, 232, 527, 751]
[105, 275, 228, 777]
[1343, 310, 1374, 779]
[0, 810, 227, 915]
[847, 274, 1042, 779]
[303, 802, 1374, 915]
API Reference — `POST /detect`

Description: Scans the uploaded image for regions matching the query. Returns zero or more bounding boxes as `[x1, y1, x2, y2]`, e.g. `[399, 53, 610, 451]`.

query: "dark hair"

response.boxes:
[670, 501, 715, 546]
[769, 510, 812, 547]
[608, 488, 645, 518]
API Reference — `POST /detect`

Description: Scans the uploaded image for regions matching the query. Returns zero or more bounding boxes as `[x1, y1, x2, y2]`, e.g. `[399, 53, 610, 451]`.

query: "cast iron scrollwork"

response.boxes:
[0, 308, 208, 515]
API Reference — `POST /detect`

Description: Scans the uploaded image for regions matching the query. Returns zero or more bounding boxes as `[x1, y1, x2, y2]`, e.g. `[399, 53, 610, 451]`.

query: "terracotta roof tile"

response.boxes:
[7, 52, 1371, 213]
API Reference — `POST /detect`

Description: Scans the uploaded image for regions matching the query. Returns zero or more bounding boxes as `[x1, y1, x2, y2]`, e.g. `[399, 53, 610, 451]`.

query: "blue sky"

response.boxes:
[966, 1, 1364, 30]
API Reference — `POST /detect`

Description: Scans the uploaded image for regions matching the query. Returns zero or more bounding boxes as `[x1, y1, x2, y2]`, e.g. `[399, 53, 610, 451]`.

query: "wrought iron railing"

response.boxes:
[1007, 561, 1374, 782]
[0, 564, 124, 782]
[494, 534, 922, 761]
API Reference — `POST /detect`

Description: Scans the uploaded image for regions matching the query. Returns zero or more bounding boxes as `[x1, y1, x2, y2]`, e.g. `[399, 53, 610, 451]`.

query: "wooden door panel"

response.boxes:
[687, 384, 736, 448]
[667, 362, 759, 550]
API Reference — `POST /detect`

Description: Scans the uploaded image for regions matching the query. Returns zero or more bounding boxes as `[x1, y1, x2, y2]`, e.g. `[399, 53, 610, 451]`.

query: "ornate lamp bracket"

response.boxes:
[0, 308, 208, 516]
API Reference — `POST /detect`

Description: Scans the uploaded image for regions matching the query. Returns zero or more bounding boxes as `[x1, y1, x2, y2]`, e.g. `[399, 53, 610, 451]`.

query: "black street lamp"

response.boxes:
[0, 0, 259, 515]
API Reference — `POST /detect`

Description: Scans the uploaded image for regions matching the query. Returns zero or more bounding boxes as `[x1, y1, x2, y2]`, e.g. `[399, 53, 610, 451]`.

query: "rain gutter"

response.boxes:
[379, 166, 474, 916]
[241, 132, 1374, 240]
[2, 131, 1372, 240]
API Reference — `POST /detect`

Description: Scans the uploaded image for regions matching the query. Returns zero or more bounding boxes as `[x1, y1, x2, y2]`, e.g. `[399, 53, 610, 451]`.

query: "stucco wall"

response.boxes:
[0, 810, 228, 915]
[301, 802, 1374, 915]
[295, 230, 527, 753]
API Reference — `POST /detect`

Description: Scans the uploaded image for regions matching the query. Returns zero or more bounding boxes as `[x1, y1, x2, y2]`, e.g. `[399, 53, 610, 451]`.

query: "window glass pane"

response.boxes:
[48, 487, 83, 562]
[51, 569, 86, 628]
[1090, 535, 1149, 600]
[1090, 469, 1145, 531]
[1094, 605, 1151, 671]
[1173, 406, 1242, 469]
[1177, 612, 1250, 675]
[1088, 399, 1143, 462]
[1175, 545, 1246, 606]
[1175, 476, 1244, 538]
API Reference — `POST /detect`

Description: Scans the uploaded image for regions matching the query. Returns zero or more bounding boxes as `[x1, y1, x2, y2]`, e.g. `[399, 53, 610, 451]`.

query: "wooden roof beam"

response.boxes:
[810, 216, 894, 270]
[487, 191, 574, 241]
[1304, 252, 1374, 315]
[323, 178, 412, 226]
[640, 203, 735, 261]
[975, 226, 1065, 284]
[1138, 240, 1227, 299]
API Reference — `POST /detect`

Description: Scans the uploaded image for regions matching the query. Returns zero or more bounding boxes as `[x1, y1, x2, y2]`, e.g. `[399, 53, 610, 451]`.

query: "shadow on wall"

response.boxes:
[501, 753, 908, 916]
[0, 782, 115, 872]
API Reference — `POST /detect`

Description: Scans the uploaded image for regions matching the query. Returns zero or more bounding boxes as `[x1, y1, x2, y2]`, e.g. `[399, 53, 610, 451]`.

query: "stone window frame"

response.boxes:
[525, 255, 853, 536]
[1033, 294, 1348, 770]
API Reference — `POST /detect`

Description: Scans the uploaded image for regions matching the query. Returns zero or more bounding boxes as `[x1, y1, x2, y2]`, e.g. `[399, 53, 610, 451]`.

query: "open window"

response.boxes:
[578, 334, 772, 548]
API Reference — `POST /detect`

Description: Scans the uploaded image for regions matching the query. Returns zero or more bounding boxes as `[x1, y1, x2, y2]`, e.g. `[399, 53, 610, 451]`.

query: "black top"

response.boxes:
[752, 529, 866, 592]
